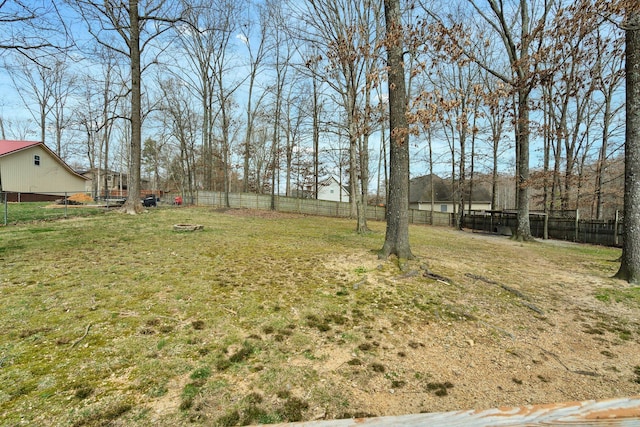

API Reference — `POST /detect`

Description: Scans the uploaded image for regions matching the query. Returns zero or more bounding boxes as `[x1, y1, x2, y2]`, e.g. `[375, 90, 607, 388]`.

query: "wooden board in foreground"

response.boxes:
[271, 396, 640, 426]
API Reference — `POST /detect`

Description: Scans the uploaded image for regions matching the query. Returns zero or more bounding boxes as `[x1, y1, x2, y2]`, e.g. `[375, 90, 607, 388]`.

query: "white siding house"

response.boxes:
[317, 176, 350, 202]
[0, 140, 88, 199]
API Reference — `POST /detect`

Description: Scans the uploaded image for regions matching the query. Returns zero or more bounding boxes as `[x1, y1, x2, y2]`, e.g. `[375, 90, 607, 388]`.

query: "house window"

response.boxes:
[440, 204, 448, 212]
[34, 155, 40, 166]
[330, 189, 334, 194]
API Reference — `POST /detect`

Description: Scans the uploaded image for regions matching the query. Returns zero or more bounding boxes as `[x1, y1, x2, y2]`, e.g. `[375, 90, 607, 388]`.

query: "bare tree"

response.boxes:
[616, 7, 640, 284]
[173, 0, 245, 194]
[75, 77, 103, 197]
[542, 2, 611, 214]
[480, 72, 510, 212]
[247, 121, 271, 193]
[263, 0, 294, 208]
[0, 1, 68, 62]
[456, 0, 555, 240]
[48, 58, 77, 158]
[379, 0, 413, 260]
[5, 54, 77, 156]
[67, 0, 184, 214]
[240, 2, 270, 193]
[592, 26, 626, 219]
[291, 0, 383, 233]
[159, 78, 199, 203]
[6, 55, 56, 145]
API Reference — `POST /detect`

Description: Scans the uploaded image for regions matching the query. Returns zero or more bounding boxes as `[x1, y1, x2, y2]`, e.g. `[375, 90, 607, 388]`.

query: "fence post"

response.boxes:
[64, 192, 68, 218]
[3, 192, 7, 226]
[574, 209, 579, 242]
[543, 213, 548, 240]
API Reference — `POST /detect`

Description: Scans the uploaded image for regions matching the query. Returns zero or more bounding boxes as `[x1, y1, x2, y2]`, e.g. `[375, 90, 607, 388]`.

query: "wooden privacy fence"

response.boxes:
[195, 191, 454, 227]
[462, 211, 623, 247]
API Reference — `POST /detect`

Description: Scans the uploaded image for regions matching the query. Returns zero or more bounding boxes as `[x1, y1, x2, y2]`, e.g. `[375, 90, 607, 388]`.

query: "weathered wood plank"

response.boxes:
[270, 396, 640, 426]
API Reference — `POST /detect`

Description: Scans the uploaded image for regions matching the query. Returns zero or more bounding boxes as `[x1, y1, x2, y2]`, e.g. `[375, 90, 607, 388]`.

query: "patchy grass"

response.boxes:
[0, 207, 635, 425]
[595, 287, 640, 307]
[1, 201, 105, 224]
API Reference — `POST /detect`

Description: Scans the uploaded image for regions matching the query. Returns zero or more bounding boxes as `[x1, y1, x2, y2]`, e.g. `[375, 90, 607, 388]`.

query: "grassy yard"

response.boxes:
[1, 201, 105, 225]
[0, 207, 637, 426]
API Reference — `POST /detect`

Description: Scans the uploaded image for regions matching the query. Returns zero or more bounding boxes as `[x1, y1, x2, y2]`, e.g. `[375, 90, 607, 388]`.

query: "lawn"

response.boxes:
[1, 201, 104, 225]
[1, 206, 638, 426]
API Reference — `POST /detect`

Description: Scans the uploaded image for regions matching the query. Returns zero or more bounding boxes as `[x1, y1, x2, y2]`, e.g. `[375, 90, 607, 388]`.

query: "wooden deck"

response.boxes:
[271, 396, 640, 426]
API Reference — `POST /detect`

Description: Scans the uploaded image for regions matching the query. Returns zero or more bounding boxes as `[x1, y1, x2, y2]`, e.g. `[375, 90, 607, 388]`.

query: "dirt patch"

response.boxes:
[300, 236, 640, 417]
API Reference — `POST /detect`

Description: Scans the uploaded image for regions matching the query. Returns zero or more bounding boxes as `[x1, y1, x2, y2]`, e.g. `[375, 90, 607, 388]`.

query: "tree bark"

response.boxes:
[122, 0, 143, 214]
[379, 0, 413, 261]
[616, 10, 640, 284]
[515, 88, 531, 240]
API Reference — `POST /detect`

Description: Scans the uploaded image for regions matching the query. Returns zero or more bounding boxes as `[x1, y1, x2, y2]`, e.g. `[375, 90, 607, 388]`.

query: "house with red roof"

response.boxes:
[0, 140, 88, 202]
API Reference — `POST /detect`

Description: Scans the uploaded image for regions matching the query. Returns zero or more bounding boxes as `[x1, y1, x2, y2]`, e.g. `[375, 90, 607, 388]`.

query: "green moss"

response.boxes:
[216, 410, 240, 426]
[277, 397, 309, 422]
[426, 381, 454, 396]
[74, 387, 93, 400]
[71, 401, 133, 427]
[370, 363, 385, 373]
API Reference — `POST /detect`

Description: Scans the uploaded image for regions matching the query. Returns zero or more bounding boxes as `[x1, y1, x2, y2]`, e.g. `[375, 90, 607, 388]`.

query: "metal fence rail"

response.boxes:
[1, 191, 117, 225]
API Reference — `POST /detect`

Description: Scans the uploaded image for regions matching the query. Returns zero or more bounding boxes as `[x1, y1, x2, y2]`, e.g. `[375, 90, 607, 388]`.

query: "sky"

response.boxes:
[0, 0, 626, 186]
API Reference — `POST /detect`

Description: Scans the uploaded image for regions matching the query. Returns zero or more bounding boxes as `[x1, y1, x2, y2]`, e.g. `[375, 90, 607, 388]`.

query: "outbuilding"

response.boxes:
[0, 140, 88, 202]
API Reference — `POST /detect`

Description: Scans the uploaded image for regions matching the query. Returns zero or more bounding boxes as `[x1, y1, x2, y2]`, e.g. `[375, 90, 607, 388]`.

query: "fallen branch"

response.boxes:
[535, 345, 600, 377]
[466, 273, 499, 285]
[521, 301, 545, 315]
[424, 270, 452, 285]
[499, 284, 529, 301]
[71, 323, 92, 348]
[465, 273, 544, 315]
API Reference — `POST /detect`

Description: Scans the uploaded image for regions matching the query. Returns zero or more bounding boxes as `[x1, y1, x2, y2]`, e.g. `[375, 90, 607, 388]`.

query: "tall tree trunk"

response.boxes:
[357, 90, 372, 233]
[123, 0, 143, 214]
[515, 88, 532, 239]
[468, 97, 478, 216]
[379, 0, 413, 261]
[457, 129, 466, 230]
[616, 10, 640, 284]
[595, 95, 612, 219]
[202, 74, 212, 191]
[347, 86, 359, 219]
[221, 99, 230, 208]
[542, 82, 551, 216]
[357, 132, 371, 233]
[313, 77, 320, 199]
[243, 92, 253, 194]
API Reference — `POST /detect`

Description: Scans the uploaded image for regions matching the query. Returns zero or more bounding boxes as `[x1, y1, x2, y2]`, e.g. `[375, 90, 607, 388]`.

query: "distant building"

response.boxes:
[409, 174, 492, 213]
[316, 176, 350, 202]
[79, 168, 153, 200]
[0, 140, 88, 201]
